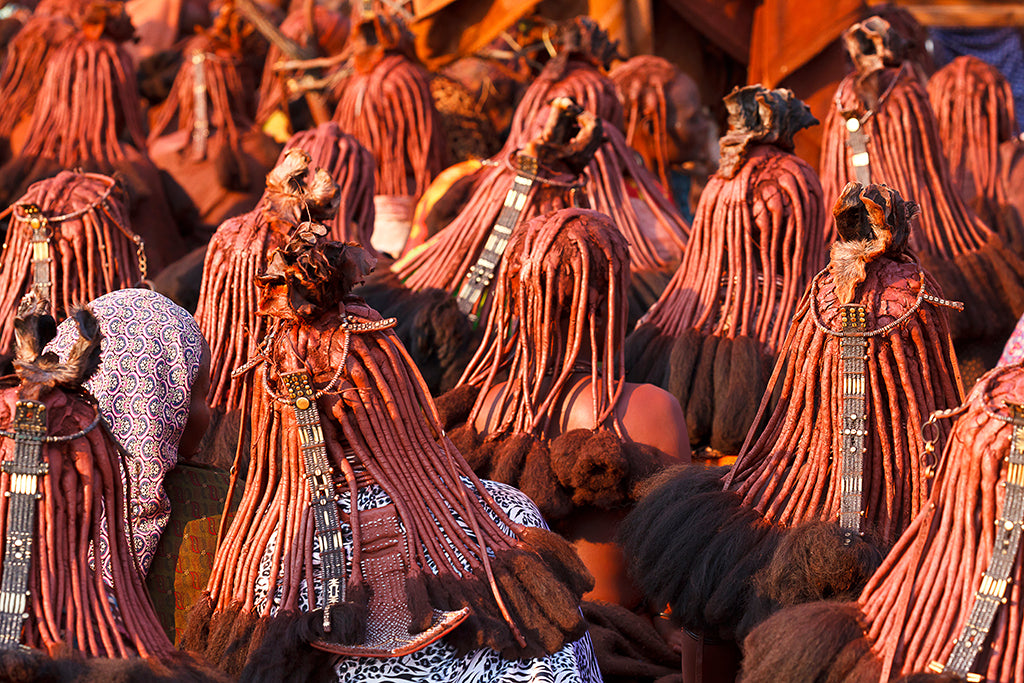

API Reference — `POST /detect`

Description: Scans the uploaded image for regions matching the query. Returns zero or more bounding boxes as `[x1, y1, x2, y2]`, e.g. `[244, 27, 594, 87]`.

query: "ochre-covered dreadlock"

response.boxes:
[610, 55, 708, 192]
[438, 208, 676, 525]
[147, 10, 280, 231]
[394, 96, 688, 291]
[742, 362, 1024, 683]
[625, 85, 825, 455]
[0, 1, 186, 273]
[927, 55, 1022, 247]
[280, 122, 376, 250]
[506, 16, 624, 140]
[0, 12, 74, 161]
[331, 12, 445, 199]
[0, 294, 199, 672]
[183, 229, 592, 677]
[620, 183, 964, 643]
[195, 149, 339, 412]
[820, 16, 1024, 341]
[254, 4, 349, 130]
[460, 208, 627, 438]
[0, 171, 142, 353]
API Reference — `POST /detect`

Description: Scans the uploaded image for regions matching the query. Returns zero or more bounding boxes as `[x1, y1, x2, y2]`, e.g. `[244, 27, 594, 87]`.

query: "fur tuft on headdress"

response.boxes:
[12, 293, 102, 391]
[830, 182, 918, 304]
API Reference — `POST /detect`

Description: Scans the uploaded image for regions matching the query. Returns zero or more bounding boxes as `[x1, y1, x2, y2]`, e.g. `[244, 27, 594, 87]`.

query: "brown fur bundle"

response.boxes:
[0, 12, 74, 160]
[820, 16, 1024, 341]
[928, 55, 1023, 247]
[280, 122, 376, 249]
[0, 5, 185, 272]
[582, 600, 682, 683]
[620, 184, 964, 640]
[627, 86, 824, 454]
[0, 171, 141, 353]
[742, 362, 1024, 683]
[195, 149, 339, 412]
[147, 19, 281, 232]
[186, 233, 593, 674]
[254, 5, 349, 129]
[394, 99, 689, 290]
[332, 52, 445, 199]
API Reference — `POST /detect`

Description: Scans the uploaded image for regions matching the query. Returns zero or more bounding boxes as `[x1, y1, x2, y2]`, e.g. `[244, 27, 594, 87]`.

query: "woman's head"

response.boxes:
[46, 288, 208, 571]
[461, 208, 631, 436]
[611, 55, 711, 187]
[504, 207, 629, 328]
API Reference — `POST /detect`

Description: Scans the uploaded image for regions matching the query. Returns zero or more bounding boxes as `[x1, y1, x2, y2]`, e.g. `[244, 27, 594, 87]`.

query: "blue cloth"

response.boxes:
[669, 169, 695, 223]
[930, 27, 1024, 133]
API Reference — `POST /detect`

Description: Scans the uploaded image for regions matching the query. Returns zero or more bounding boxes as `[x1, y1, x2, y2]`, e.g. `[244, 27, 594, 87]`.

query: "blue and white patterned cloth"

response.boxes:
[931, 27, 1024, 133]
[254, 479, 604, 683]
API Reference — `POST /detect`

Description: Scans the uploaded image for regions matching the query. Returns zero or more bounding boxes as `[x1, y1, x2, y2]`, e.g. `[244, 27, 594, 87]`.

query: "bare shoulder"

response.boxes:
[615, 382, 691, 464]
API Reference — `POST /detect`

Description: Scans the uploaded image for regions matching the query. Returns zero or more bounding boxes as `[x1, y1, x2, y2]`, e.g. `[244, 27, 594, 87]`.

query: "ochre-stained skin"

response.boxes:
[0, 172, 141, 352]
[190, 236, 592, 668]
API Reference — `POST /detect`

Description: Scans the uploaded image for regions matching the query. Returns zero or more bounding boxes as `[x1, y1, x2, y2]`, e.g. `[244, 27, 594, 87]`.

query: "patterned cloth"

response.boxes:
[931, 27, 1024, 135]
[254, 480, 604, 683]
[47, 288, 205, 576]
[1000, 312, 1024, 366]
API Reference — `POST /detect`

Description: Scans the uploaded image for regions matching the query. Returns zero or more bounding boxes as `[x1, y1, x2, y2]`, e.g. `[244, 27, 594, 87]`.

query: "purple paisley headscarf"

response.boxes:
[47, 288, 205, 575]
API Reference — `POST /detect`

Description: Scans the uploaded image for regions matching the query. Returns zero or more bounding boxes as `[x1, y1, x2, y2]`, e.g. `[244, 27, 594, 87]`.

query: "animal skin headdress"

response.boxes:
[186, 231, 593, 678]
[843, 16, 907, 81]
[717, 84, 818, 178]
[0, 294, 157, 657]
[279, 122, 377, 250]
[195, 148, 343, 412]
